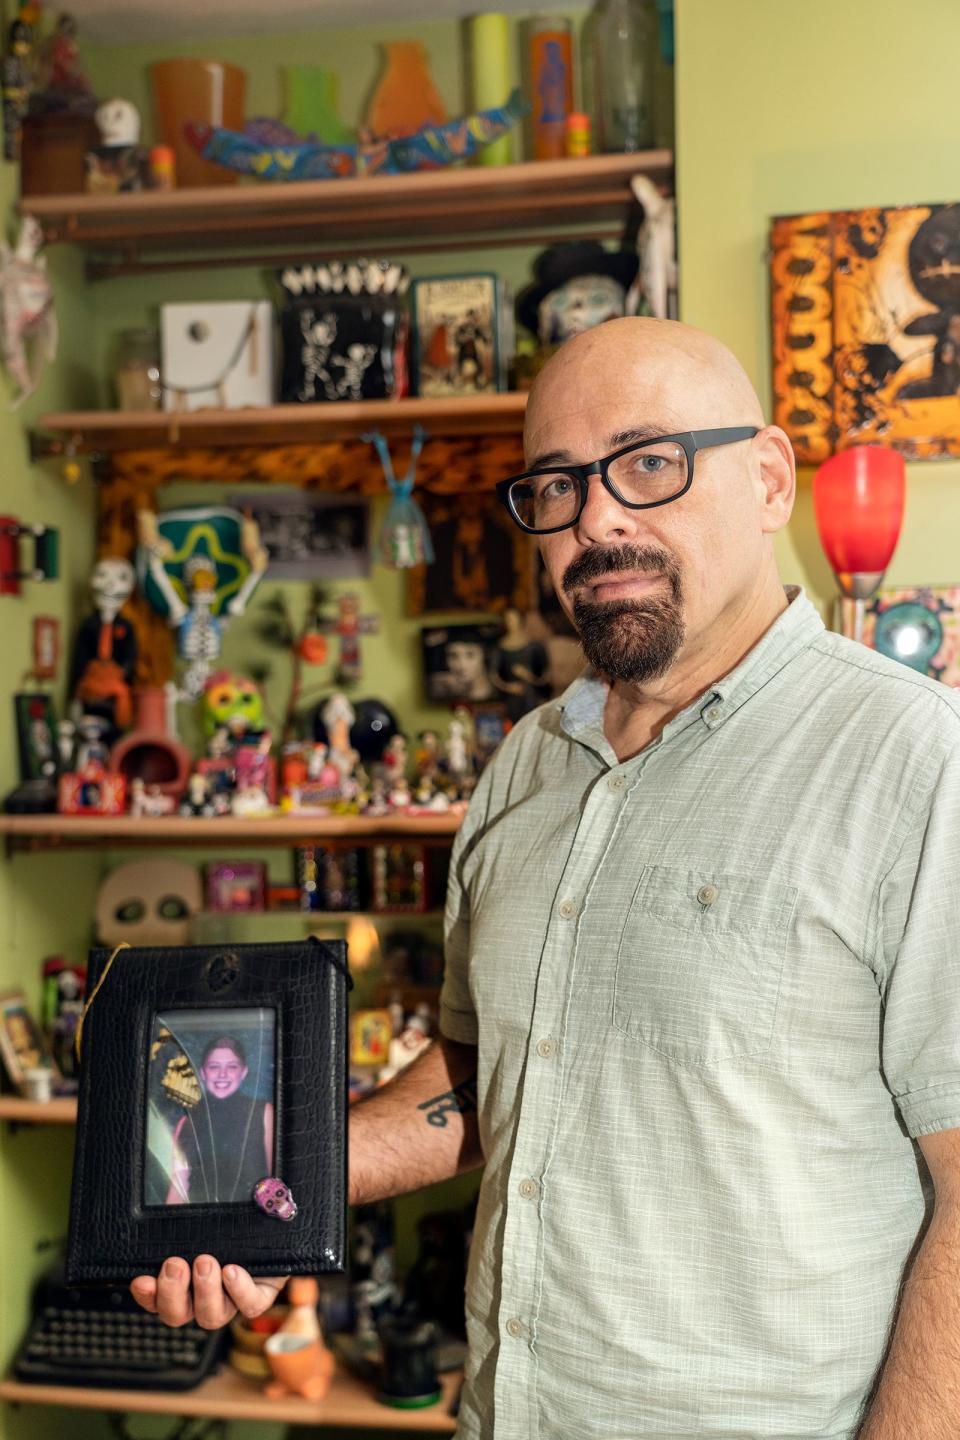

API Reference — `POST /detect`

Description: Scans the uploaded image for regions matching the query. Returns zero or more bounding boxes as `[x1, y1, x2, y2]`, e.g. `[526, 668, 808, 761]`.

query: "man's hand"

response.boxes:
[130, 1255, 287, 1329]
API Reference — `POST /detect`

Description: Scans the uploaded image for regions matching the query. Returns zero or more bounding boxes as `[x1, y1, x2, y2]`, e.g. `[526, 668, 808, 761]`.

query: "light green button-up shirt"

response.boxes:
[440, 587, 960, 1440]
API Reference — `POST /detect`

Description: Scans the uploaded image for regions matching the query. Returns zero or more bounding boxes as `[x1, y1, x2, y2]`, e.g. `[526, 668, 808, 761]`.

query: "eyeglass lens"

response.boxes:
[510, 441, 689, 531]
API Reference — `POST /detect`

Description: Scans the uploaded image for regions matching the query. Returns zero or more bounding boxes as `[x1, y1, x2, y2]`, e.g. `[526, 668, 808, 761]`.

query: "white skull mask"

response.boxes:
[95, 860, 202, 948]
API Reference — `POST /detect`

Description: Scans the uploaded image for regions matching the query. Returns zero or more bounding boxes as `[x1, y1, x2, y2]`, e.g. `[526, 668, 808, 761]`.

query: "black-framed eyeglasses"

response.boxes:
[495, 426, 760, 535]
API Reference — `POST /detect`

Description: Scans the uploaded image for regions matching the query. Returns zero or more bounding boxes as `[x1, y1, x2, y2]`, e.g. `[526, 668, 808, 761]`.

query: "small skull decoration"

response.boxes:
[253, 1176, 298, 1222]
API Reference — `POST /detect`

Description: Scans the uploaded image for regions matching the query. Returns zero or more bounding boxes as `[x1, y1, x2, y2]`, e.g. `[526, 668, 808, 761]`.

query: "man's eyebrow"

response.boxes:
[527, 423, 683, 471]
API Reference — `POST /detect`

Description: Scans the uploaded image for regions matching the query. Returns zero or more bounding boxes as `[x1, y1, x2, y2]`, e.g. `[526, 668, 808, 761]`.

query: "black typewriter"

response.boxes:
[14, 1263, 225, 1391]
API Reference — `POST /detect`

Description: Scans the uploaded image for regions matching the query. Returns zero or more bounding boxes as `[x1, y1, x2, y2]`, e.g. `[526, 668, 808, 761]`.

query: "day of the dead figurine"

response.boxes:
[70, 556, 137, 739]
[137, 506, 268, 698]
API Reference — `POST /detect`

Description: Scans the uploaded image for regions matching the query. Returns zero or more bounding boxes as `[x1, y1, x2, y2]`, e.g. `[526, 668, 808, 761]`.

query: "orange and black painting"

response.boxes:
[771, 203, 960, 463]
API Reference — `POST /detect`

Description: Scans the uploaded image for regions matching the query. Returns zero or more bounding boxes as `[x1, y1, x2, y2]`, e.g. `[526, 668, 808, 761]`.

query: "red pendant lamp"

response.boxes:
[812, 445, 906, 643]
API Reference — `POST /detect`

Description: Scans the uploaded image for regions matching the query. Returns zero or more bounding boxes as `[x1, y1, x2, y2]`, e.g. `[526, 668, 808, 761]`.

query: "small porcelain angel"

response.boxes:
[0, 216, 57, 407]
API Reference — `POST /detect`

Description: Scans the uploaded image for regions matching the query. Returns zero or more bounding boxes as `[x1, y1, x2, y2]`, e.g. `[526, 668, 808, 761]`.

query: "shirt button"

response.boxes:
[607, 774, 626, 792]
[697, 883, 720, 906]
[536, 1038, 555, 1059]
[506, 1318, 523, 1339]
[703, 702, 723, 725]
[558, 898, 576, 919]
[518, 1178, 539, 1200]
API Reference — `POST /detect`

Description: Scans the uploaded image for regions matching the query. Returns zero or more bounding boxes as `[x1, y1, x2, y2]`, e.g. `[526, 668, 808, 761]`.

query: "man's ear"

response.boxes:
[754, 425, 796, 535]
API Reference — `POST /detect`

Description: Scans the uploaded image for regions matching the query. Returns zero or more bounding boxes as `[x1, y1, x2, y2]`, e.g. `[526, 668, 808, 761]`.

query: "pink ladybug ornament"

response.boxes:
[253, 1176, 298, 1221]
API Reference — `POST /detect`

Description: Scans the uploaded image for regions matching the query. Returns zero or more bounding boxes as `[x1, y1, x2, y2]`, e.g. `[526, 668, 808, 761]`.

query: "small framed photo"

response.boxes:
[421, 622, 501, 705]
[206, 861, 267, 913]
[66, 939, 348, 1284]
[14, 692, 58, 782]
[0, 991, 61, 1096]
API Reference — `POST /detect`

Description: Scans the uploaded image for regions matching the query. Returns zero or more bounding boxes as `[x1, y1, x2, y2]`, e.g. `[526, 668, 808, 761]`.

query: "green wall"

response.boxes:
[0, 161, 103, 1439]
[4, 1, 960, 1437]
[675, 0, 960, 608]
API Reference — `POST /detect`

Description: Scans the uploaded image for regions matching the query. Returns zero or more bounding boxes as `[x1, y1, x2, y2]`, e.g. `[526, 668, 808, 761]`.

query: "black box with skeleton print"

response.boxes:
[276, 260, 410, 404]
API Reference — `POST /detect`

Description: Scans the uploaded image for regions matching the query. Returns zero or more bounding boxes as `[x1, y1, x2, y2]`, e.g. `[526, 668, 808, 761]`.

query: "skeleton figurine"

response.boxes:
[137, 508, 268, 699]
[299, 310, 338, 401]
[335, 341, 376, 400]
[0, 215, 57, 407]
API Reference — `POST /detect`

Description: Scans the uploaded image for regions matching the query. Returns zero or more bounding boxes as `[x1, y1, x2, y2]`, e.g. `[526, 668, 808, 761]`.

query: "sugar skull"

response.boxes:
[254, 1176, 298, 1221]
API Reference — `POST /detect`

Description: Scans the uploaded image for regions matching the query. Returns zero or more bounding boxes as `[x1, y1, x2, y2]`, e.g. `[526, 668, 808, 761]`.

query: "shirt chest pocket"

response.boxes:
[613, 865, 798, 1068]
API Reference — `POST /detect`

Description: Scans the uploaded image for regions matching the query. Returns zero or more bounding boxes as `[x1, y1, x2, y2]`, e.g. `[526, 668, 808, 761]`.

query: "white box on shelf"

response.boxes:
[161, 301, 276, 412]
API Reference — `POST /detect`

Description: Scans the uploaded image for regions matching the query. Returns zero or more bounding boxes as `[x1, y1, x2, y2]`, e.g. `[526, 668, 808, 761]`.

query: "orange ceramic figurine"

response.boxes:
[264, 1277, 334, 1401]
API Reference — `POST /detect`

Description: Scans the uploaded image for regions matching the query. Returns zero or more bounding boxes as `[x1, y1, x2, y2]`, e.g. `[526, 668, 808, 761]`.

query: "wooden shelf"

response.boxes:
[33, 392, 526, 456]
[0, 1096, 77, 1124]
[22, 151, 672, 275]
[0, 1362, 459, 1430]
[1, 813, 462, 853]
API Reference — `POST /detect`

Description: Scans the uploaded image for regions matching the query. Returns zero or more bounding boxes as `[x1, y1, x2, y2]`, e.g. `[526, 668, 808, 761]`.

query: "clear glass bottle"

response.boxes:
[591, 0, 655, 153]
[114, 328, 162, 412]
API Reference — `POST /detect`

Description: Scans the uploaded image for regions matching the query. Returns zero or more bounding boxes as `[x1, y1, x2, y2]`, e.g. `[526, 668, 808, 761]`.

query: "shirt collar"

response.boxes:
[557, 586, 825, 750]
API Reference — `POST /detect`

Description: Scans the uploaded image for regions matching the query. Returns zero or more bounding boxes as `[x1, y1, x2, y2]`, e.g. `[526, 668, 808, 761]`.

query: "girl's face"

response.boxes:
[201, 1046, 247, 1099]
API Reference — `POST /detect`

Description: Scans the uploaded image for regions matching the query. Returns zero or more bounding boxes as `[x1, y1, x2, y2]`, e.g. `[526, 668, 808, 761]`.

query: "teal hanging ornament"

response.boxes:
[365, 426, 435, 569]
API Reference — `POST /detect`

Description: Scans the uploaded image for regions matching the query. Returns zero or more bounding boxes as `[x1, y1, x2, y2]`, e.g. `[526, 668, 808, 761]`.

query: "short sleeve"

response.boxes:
[439, 780, 491, 1046]
[879, 742, 960, 1138]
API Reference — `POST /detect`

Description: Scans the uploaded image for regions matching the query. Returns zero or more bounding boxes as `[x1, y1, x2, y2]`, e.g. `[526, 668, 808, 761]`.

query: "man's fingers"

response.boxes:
[129, 1276, 158, 1314]
[222, 1265, 289, 1319]
[155, 1257, 195, 1327]
[192, 1254, 235, 1330]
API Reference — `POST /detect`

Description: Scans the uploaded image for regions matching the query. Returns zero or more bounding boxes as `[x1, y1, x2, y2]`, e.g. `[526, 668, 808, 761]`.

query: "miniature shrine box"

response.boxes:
[161, 301, 276, 412]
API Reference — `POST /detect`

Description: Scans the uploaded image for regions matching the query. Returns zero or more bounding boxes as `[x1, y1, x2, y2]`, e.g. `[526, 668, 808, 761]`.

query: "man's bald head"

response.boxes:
[517, 316, 796, 696]
[524, 317, 764, 462]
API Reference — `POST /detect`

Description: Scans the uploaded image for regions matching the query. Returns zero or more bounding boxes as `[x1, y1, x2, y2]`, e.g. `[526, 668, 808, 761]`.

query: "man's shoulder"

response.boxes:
[809, 629, 960, 719]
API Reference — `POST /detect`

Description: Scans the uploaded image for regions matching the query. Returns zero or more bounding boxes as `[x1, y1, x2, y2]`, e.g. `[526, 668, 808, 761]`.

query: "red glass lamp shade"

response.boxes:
[812, 446, 905, 596]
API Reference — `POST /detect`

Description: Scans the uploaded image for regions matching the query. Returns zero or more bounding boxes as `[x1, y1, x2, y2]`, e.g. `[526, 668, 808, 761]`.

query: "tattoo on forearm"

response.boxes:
[418, 1077, 478, 1128]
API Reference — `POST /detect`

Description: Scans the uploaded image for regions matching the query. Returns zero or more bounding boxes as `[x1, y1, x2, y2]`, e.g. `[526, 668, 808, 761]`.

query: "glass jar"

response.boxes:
[591, 0, 655, 152]
[115, 328, 162, 412]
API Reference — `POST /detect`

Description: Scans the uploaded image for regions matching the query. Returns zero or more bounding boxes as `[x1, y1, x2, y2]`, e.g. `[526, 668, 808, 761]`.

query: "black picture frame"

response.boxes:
[14, 691, 58, 782]
[66, 938, 348, 1284]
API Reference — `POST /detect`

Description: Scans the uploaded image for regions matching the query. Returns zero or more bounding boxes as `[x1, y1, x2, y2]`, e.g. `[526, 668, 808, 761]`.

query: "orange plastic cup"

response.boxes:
[150, 58, 247, 188]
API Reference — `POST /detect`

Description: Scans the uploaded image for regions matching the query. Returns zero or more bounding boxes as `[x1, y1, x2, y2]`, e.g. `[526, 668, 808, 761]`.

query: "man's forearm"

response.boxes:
[858, 1204, 960, 1437]
[348, 1036, 482, 1205]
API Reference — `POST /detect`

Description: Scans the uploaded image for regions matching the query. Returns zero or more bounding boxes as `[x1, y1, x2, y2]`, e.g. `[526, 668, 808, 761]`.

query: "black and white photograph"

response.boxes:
[421, 622, 501, 704]
[228, 490, 369, 579]
[145, 1007, 275, 1208]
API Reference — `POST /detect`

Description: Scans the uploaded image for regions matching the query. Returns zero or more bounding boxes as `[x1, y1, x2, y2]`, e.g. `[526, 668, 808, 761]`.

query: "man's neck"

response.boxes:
[602, 579, 790, 762]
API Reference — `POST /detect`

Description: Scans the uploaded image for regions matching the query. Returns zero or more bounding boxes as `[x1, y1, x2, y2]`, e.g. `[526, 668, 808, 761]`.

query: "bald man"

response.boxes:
[135, 320, 960, 1440]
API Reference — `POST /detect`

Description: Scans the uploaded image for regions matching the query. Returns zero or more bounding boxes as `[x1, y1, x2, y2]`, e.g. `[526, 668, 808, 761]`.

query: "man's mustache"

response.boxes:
[562, 545, 682, 598]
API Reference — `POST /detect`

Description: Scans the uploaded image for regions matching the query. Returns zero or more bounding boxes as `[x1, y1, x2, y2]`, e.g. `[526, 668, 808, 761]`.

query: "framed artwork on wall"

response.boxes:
[406, 491, 535, 616]
[863, 585, 960, 684]
[771, 202, 960, 463]
[421, 622, 501, 705]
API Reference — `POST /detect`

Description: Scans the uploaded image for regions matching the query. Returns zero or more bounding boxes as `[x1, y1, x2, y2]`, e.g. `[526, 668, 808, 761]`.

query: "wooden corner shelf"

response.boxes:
[0, 813, 462, 853]
[0, 1363, 460, 1430]
[22, 151, 673, 275]
[32, 391, 527, 456]
[0, 1096, 77, 1124]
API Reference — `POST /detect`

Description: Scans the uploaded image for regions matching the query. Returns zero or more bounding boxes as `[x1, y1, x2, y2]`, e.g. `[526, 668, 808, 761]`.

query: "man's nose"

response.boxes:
[575, 471, 642, 545]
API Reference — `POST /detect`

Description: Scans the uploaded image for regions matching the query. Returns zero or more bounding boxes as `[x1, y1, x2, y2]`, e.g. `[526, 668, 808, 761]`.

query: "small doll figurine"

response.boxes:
[321, 692, 360, 791]
[0, 215, 58, 407]
[74, 714, 110, 771]
[444, 716, 470, 787]
[413, 728, 439, 782]
[70, 556, 137, 741]
[179, 772, 216, 818]
[382, 733, 408, 784]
